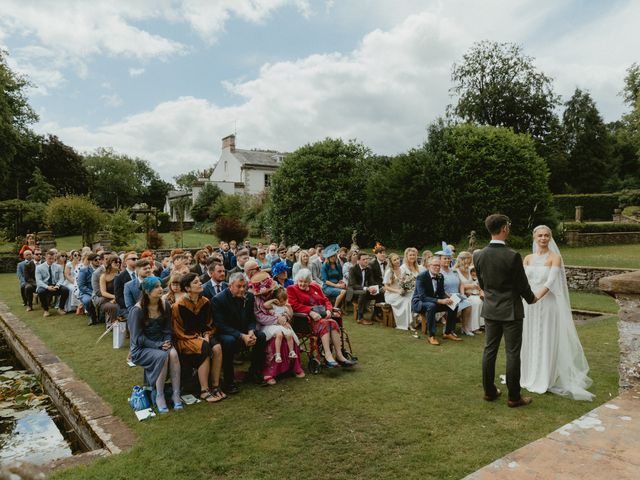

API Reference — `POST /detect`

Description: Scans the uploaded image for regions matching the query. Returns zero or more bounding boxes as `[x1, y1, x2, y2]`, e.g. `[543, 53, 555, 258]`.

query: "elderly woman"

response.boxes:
[287, 269, 356, 368]
[250, 271, 304, 384]
[129, 276, 182, 412]
[271, 261, 293, 288]
[320, 243, 347, 308]
[171, 272, 226, 403]
[438, 247, 472, 337]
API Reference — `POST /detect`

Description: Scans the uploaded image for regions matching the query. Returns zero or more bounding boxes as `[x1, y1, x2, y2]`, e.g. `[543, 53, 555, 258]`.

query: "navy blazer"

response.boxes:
[411, 270, 446, 313]
[202, 280, 228, 301]
[124, 277, 142, 313]
[211, 288, 256, 340]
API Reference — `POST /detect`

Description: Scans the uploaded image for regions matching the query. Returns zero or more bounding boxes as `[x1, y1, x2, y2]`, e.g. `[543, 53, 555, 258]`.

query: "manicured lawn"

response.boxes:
[517, 243, 640, 269]
[0, 274, 619, 479]
[569, 291, 619, 314]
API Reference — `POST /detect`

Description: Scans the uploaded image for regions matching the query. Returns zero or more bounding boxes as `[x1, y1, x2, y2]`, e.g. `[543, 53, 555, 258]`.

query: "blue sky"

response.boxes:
[1, 0, 638, 181]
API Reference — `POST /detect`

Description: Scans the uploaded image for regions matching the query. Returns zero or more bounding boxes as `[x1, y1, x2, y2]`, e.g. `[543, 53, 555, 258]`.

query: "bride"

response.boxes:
[521, 225, 594, 400]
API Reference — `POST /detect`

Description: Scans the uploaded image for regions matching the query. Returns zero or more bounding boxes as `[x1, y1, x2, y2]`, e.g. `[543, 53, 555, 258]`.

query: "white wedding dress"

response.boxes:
[521, 250, 594, 401]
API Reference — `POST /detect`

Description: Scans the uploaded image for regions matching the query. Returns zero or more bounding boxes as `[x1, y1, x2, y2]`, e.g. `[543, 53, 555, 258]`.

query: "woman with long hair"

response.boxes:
[383, 253, 413, 330]
[129, 276, 182, 413]
[454, 251, 483, 335]
[97, 254, 124, 324]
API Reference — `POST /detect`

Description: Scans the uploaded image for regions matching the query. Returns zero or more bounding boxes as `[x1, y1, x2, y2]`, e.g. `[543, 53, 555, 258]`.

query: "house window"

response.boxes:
[224, 160, 228, 173]
[264, 174, 272, 188]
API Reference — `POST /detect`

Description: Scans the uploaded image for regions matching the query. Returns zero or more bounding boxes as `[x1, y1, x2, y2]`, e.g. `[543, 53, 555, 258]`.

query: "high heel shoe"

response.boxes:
[324, 359, 338, 368]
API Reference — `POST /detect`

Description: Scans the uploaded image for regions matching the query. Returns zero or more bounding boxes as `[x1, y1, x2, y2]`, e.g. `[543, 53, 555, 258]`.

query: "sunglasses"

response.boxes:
[128, 257, 139, 261]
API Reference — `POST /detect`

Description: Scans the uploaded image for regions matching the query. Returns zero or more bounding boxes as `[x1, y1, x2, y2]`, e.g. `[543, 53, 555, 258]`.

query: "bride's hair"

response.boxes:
[532, 224, 552, 236]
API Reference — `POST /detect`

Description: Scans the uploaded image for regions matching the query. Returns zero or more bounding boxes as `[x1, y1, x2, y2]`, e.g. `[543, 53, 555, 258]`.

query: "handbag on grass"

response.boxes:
[128, 385, 151, 411]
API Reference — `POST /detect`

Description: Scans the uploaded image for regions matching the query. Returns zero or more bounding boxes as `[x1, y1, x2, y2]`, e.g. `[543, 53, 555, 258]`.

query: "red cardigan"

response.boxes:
[287, 283, 332, 314]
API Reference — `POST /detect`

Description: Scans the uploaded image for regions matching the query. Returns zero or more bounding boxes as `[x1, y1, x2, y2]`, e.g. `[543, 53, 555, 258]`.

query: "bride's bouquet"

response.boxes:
[399, 273, 416, 295]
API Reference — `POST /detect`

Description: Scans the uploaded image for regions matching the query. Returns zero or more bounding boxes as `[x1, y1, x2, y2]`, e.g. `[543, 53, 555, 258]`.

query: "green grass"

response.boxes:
[517, 243, 640, 269]
[569, 291, 619, 313]
[0, 273, 619, 479]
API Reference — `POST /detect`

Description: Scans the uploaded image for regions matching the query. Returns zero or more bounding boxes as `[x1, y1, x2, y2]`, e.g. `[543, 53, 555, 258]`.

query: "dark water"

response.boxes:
[0, 333, 83, 466]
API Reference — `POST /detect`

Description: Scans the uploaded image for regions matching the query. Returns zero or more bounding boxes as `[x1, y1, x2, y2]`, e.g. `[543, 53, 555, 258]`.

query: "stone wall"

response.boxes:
[565, 230, 640, 247]
[565, 265, 638, 292]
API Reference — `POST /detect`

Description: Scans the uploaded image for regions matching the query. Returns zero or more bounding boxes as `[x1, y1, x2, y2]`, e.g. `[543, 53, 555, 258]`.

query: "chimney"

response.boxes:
[222, 134, 236, 152]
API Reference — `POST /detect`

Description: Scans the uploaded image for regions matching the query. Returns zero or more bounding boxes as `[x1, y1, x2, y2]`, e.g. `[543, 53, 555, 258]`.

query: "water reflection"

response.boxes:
[1, 334, 74, 466]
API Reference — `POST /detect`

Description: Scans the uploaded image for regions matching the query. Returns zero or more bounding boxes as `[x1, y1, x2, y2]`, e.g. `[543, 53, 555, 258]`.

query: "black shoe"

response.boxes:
[338, 359, 356, 367]
[87, 317, 97, 326]
[223, 382, 240, 395]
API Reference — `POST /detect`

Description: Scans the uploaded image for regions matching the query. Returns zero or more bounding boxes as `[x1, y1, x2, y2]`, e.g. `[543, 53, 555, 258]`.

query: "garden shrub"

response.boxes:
[563, 222, 640, 232]
[146, 229, 164, 249]
[45, 195, 104, 245]
[214, 216, 248, 243]
[553, 193, 619, 220]
[105, 209, 139, 250]
[618, 189, 640, 209]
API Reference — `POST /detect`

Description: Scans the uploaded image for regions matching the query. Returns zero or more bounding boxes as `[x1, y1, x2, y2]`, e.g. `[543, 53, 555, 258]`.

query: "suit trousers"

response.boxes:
[482, 318, 523, 402]
[36, 285, 70, 312]
[21, 283, 36, 307]
[354, 290, 385, 319]
[218, 331, 267, 385]
[422, 302, 457, 336]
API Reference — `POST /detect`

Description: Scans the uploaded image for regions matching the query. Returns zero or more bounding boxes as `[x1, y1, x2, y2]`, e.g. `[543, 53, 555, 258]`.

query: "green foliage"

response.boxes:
[146, 229, 164, 249]
[25, 167, 56, 203]
[214, 216, 249, 243]
[156, 211, 171, 233]
[553, 193, 619, 220]
[190, 183, 224, 222]
[241, 193, 269, 238]
[38, 135, 90, 196]
[267, 138, 370, 245]
[0, 199, 46, 237]
[44, 195, 104, 246]
[563, 222, 640, 233]
[0, 50, 38, 194]
[426, 123, 557, 238]
[562, 89, 611, 193]
[104, 209, 139, 250]
[212, 193, 244, 220]
[449, 41, 560, 139]
[618, 189, 640, 208]
[622, 206, 640, 216]
[173, 170, 199, 191]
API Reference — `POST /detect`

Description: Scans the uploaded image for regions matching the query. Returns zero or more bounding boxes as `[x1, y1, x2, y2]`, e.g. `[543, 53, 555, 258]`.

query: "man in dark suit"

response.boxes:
[411, 256, 462, 345]
[202, 262, 228, 301]
[473, 214, 537, 408]
[348, 252, 378, 325]
[211, 272, 267, 394]
[190, 249, 209, 277]
[124, 258, 153, 315]
[114, 251, 138, 310]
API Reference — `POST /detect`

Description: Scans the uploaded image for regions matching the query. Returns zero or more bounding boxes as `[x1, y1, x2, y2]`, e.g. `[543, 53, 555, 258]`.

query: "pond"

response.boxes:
[0, 333, 83, 466]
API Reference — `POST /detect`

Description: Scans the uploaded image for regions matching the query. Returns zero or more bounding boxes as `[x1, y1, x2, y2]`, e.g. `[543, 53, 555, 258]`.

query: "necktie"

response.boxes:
[48, 265, 53, 285]
[215, 284, 220, 295]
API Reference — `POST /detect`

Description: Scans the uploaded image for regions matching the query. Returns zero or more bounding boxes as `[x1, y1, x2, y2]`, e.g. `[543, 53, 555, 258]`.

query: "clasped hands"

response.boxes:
[277, 315, 291, 329]
[161, 340, 172, 351]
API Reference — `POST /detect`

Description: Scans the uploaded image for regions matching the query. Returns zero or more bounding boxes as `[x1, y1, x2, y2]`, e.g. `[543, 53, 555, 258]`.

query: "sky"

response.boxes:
[1, 0, 638, 182]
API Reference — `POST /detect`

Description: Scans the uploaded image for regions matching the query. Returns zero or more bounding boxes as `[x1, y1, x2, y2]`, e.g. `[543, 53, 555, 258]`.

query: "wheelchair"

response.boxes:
[291, 307, 356, 374]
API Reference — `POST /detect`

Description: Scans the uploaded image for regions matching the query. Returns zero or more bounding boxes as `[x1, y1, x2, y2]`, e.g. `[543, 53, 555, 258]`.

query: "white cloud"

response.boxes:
[101, 93, 124, 107]
[129, 67, 146, 77]
[32, 1, 640, 182]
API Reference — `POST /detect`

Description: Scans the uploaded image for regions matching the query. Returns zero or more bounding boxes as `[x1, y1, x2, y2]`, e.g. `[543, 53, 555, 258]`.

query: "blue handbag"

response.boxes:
[128, 385, 151, 411]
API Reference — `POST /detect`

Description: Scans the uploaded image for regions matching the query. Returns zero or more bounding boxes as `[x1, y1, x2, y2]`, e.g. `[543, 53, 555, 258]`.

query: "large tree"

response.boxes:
[449, 41, 560, 140]
[0, 50, 38, 196]
[562, 88, 610, 193]
[38, 134, 90, 196]
[267, 138, 370, 246]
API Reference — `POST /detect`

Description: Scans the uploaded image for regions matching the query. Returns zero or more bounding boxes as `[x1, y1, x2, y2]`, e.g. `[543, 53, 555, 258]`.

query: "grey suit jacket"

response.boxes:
[473, 243, 535, 321]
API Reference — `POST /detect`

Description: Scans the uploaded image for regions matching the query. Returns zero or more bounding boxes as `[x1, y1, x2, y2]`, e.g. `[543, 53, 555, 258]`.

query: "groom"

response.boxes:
[473, 214, 537, 408]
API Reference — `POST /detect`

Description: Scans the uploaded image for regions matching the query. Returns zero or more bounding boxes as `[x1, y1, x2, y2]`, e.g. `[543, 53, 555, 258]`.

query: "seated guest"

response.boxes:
[255, 248, 270, 271]
[90, 252, 106, 306]
[191, 250, 209, 277]
[172, 273, 226, 403]
[271, 261, 293, 288]
[348, 252, 381, 325]
[18, 233, 36, 258]
[439, 248, 472, 336]
[287, 269, 356, 368]
[114, 251, 138, 312]
[162, 273, 185, 306]
[220, 242, 236, 271]
[321, 243, 347, 308]
[78, 253, 100, 325]
[285, 245, 300, 278]
[96, 255, 125, 325]
[383, 253, 413, 330]
[226, 249, 249, 280]
[212, 272, 267, 394]
[265, 243, 280, 266]
[17, 250, 34, 309]
[454, 251, 484, 335]
[250, 271, 304, 385]
[35, 249, 70, 317]
[342, 250, 358, 285]
[292, 249, 312, 280]
[140, 250, 162, 276]
[421, 250, 433, 268]
[124, 259, 154, 315]
[129, 276, 182, 413]
[411, 256, 462, 345]
[63, 250, 83, 314]
[202, 261, 228, 300]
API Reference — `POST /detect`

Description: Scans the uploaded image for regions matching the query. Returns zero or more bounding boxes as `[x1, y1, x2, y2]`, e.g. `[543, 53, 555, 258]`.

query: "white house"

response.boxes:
[210, 134, 285, 195]
[164, 134, 286, 222]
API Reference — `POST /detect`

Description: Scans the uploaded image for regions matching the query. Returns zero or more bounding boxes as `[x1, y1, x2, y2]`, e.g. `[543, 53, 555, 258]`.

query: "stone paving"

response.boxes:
[465, 387, 640, 479]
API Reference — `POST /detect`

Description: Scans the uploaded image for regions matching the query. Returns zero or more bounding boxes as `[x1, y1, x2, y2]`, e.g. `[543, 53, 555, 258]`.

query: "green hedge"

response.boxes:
[553, 194, 619, 221]
[563, 222, 640, 233]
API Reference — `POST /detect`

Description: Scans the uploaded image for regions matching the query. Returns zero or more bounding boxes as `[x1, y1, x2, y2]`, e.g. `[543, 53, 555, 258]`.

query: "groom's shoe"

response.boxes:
[427, 336, 440, 345]
[507, 396, 532, 408]
[442, 333, 462, 342]
[483, 388, 501, 402]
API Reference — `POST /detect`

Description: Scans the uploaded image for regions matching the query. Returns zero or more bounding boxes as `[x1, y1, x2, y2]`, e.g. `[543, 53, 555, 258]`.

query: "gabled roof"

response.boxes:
[231, 148, 286, 168]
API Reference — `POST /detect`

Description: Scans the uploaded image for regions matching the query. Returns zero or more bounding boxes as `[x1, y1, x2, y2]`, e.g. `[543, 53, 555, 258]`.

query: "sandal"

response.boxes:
[264, 376, 277, 385]
[211, 386, 227, 400]
[275, 353, 282, 364]
[200, 389, 223, 403]
[288, 351, 298, 359]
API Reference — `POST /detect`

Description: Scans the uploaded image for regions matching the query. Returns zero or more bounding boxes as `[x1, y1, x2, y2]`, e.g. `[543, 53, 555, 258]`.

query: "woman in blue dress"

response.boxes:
[438, 248, 472, 337]
[320, 244, 347, 308]
[129, 276, 182, 413]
